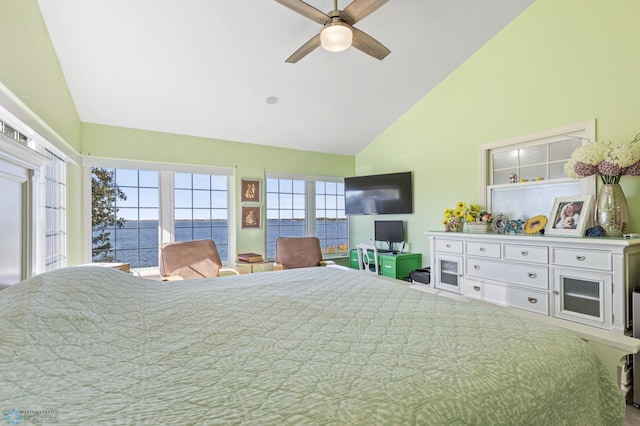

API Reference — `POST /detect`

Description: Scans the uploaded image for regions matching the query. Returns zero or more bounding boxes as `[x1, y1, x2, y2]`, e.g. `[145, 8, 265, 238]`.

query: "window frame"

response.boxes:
[265, 171, 347, 260]
[0, 102, 72, 278]
[479, 120, 596, 219]
[83, 157, 235, 272]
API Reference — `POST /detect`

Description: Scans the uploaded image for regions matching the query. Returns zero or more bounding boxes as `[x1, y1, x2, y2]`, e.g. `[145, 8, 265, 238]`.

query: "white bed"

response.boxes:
[0, 266, 625, 424]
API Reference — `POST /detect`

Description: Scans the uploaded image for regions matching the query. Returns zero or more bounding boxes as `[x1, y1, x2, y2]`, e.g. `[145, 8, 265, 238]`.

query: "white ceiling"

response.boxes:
[37, 0, 534, 156]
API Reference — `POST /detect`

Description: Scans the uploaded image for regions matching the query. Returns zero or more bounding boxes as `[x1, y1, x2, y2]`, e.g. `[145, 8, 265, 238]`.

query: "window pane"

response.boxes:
[211, 175, 227, 190]
[175, 189, 192, 208]
[115, 169, 138, 187]
[211, 191, 227, 209]
[293, 194, 305, 209]
[493, 150, 517, 169]
[139, 170, 158, 187]
[550, 137, 582, 161]
[139, 188, 158, 208]
[519, 145, 546, 166]
[175, 173, 192, 189]
[193, 174, 210, 190]
[493, 168, 518, 185]
[279, 179, 293, 193]
[550, 162, 568, 179]
[193, 190, 210, 208]
[519, 164, 547, 181]
[292, 180, 305, 193]
[118, 188, 139, 208]
[139, 208, 158, 223]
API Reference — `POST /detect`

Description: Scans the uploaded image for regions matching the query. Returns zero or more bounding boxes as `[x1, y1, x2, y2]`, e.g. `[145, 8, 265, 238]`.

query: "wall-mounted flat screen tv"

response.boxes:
[344, 171, 413, 215]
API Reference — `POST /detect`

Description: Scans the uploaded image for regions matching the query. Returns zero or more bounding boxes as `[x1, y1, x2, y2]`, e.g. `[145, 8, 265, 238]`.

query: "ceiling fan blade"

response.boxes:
[340, 0, 389, 25]
[285, 33, 321, 63]
[351, 27, 390, 60]
[274, 0, 330, 25]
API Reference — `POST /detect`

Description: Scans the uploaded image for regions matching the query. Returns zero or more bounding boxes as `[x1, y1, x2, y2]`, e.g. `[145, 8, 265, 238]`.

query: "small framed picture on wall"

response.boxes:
[241, 179, 261, 203]
[242, 206, 261, 229]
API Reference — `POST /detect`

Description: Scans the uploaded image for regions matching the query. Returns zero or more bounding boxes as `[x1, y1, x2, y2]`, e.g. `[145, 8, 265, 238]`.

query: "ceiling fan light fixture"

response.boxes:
[320, 21, 353, 52]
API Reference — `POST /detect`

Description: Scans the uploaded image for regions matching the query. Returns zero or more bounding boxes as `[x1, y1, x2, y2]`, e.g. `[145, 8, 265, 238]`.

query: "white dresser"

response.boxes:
[426, 231, 640, 334]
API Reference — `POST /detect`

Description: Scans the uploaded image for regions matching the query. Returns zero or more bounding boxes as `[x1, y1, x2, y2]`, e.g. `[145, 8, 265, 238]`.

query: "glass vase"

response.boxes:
[595, 183, 629, 237]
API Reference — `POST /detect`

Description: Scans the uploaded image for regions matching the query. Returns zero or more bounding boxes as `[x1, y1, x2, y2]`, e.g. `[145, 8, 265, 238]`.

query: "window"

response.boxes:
[266, 173, 347, 259]
[481, 120, 596, 220]
[490, 138, 583, 184]
[0, 112, 70, 279]
[88, 160, 233, 268]
[91, 168, 160, 268]
[315, 181, 347, 255]
[43, 149, 67, 271]
[175, 173, 229, 260]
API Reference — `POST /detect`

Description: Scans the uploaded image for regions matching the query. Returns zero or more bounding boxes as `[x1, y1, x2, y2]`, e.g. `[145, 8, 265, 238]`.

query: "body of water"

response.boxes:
[93, 219, 348, 268]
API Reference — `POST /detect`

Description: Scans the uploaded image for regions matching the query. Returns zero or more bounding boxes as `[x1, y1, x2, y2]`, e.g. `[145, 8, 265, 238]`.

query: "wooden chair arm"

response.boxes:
[219, 267, 241, 276]
[161, 275, 184, 281]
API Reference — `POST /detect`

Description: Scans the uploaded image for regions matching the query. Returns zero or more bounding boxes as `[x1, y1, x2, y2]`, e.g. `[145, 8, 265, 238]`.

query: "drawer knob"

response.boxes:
[527, 297, 538, 304]
[479, 247, 486, 252]
[446, 244, 451, 248]
[474, 265, 480, 270]
[473, 286, 481, 291]
[521, 251, 529, 256]
[576, 255, 586, 261]
[527, 272, 537, 279]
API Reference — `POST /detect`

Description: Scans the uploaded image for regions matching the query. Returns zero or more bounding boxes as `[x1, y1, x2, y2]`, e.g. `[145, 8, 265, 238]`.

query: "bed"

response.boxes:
[0, 265, 625, 425]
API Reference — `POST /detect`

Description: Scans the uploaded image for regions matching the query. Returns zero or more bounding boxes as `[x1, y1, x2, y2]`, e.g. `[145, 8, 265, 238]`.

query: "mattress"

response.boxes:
[0, 266, 624, 425]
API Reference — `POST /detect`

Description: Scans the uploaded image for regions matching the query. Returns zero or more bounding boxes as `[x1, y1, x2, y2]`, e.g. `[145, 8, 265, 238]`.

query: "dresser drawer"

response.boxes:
[503, 244, 548, 264]
[463, 279, 549, 315]
[552, 248, 611, 271]
[466, 241, 501, 259]
[464, 278, 507, 305]
[466, 258, 548, 290]
[506, 286, 549, 315]
[435, 239, 463, 254]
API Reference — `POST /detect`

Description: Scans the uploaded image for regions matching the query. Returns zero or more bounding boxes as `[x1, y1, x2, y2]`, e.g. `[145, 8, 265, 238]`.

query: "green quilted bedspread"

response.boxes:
[0, 266, 624, 425]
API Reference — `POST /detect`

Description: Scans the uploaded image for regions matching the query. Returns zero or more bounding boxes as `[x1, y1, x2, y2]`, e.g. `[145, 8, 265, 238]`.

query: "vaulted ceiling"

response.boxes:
[38, 0, 534, 155]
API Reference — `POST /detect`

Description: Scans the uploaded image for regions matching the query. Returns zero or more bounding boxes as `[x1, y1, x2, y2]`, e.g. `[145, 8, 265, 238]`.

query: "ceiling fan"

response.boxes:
[274, 0, 391, 63]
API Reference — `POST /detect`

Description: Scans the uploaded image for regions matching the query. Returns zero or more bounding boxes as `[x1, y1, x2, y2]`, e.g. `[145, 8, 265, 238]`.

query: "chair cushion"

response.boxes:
[160, 239, 222, 279]
[275, 237, 323, 269]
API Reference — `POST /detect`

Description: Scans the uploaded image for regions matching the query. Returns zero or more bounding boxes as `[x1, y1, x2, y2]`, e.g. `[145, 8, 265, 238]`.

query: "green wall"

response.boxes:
[0, 0, 81, 150]
[355, 0, 640, 263]
[82, 123, 354, 258]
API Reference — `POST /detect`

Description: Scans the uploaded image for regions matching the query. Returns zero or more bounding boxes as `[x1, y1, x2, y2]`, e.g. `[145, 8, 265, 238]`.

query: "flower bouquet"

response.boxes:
[442, 203, 464, 232]
[443, 202, 492, 232]
[564, 134, 639, 237]
[564, 134, 640, 184]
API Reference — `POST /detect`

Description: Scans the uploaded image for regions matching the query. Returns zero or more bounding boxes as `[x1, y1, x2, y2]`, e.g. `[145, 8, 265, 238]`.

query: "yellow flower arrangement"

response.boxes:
[443, 201, 492, 231]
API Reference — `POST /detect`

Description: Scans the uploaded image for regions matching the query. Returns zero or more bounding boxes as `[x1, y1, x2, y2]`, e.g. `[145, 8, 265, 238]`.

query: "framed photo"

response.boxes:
[544, 195, 594, 236]
[241, 179, 261, 202]
[241, 206, 261, 229]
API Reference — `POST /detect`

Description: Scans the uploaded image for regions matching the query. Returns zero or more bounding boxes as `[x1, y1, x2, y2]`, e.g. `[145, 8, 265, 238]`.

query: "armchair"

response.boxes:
[159, 239, 239, 280]
[274, 237, 335, 270]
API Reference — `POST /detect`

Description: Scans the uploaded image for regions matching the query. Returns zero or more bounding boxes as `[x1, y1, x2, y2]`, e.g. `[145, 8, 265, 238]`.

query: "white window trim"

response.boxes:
[479, 119, 597, 210]
[82, 156, 236, 265]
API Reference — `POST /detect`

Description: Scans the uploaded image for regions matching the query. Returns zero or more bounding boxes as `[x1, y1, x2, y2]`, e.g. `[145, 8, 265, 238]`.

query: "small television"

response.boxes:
[344, 171, 413, 215]
[374, 220, 404, 253]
